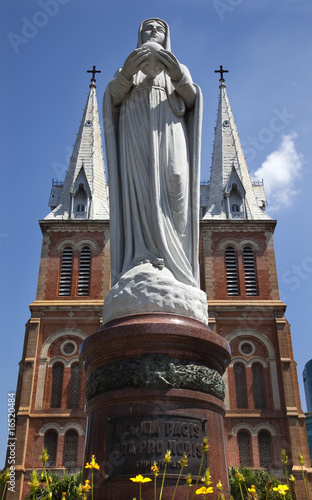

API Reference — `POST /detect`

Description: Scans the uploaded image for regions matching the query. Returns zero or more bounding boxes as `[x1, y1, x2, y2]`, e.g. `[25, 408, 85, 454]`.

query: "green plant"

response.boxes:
[229, 467, 282, 500]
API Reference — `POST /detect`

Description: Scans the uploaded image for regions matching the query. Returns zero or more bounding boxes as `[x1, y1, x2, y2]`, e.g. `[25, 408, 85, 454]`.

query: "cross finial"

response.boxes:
[87, 65, 101, 83]
[214, 65, 229, 82]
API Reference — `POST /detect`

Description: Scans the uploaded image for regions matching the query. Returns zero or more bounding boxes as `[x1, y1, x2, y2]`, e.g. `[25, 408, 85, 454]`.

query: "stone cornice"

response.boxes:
[207, 299, 285, 308]
[29, 299, 104, 309]
[200, 219, 277, 231]
[39, 219, 110, 234]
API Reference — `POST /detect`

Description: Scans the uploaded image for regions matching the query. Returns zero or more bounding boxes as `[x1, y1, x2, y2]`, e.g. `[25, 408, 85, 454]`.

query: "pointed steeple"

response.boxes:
[203, 71, 271, 221]
[45, 70, 109, 220]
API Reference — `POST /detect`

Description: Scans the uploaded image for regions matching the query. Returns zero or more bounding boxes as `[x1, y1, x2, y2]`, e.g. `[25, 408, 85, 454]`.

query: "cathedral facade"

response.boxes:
[7, 76, 311, 499]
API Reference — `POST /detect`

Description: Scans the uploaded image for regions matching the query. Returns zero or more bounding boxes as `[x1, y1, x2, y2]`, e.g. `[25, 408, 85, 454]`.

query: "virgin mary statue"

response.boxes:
[102, 19, 208, 325]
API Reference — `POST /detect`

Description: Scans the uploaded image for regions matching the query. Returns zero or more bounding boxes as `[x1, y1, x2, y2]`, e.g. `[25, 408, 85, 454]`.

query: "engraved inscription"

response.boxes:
[107, 416, 207, 477]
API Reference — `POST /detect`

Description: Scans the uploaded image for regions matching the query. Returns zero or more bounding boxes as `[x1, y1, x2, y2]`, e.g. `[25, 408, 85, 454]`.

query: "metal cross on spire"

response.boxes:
[87, 65, 101, 83]
[214, 65, 229, 82]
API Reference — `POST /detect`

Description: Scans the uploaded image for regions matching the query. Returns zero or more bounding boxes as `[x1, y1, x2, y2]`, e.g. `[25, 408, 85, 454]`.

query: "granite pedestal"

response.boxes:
[80, 313, 231, 499]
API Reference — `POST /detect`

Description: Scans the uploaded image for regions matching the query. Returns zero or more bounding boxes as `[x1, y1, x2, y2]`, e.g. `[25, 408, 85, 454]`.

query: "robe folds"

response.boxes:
[103, 66, 202, 290]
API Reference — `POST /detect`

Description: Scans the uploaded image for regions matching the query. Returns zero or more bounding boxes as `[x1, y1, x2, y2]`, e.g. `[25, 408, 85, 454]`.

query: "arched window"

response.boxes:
[64, 430, 78, 467]
[44, 430, 58, 466]
[252, 363, 266, 409]
[76, 204, 85, 213]
[59, 246, 73, 296]
[238, 431, 252, 466]
[258, 431, 272, 468]
[234, 363, 247, 408]
[243, 246, 258, 296]
[74, 183, 88, 219]
[77, 246, 91, 296]
[51, 363, 64, 408]
[225, 246, 239, 296]
[69, 363, 81, 408]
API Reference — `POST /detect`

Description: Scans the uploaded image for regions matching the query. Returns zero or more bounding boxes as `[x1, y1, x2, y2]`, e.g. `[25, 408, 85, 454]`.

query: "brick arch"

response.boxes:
[41, 329, 87, 358]
[39, 423, 61, 436]
[39, 422, 85, 436]
[56, 238, 98, 251]
[225, 329, 280, 410]
[226, 329, 274, 357]
[254, 423, 277, 436]
[229, 356, 267, 368]
[232, 422, 276, 437]
[48, 356, 80, 367]
[218, 239, 260, 251]
[219, 239, 241, 251]
[76, 239, 98, 251]
[56, 239, 76, 251]
[35, 330, 87, 410]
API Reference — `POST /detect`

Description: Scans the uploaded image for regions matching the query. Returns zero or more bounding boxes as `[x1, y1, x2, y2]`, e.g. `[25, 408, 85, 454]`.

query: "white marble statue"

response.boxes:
[102, 18, 208, 324]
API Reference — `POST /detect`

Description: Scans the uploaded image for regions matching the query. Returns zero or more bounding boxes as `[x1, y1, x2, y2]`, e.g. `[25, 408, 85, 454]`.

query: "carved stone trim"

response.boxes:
[86, 353, 225, 401]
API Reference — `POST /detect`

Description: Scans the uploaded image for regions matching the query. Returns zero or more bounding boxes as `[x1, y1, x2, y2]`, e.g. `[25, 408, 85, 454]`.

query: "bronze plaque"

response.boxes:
[107, 415, 207, 477]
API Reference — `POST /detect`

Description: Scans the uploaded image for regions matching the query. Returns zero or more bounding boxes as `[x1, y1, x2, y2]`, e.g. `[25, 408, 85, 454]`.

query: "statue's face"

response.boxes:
[141, 20, 166, 46]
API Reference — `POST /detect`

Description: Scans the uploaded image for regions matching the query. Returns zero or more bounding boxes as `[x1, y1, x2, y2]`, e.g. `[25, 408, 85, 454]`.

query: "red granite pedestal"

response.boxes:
[80, 313, 231, 500]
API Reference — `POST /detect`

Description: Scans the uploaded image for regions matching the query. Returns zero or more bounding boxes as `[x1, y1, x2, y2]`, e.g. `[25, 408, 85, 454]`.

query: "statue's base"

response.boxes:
[80, 313, 231, 499]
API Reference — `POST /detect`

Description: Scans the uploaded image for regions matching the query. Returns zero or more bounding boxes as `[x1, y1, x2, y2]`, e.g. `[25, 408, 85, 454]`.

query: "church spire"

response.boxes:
[45, 68, 109, 220]
[203, 69, 271, 221]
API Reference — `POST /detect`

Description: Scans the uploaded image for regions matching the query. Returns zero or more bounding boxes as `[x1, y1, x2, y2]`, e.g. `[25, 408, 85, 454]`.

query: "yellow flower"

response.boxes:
[0, 469, 10, 484]
[247, 484, 258, 498]
[217, 480, 222, 491]
[289, 474, 295, 483]
[281, 449, 288, 465]
[185, 473, 192, 486]
[29, 470, 41, 493]
[40, 447, 49, 465]
[195, 486, 214, 495]
[62, 493, 66, 498]
[82, 480, 92, 491]
[202, 468, 212, 487]
[164, 450, 172, 464]
[201, 437, 209, 453]
[235, 471, 245, 483]
[151, 462, 159, 476]
[298, 451, 304, 466]
[130, 475, 152, 483]
[273, 484, 289, 497]
[179, 452, 188, 468]
[85, 455, 100, 469]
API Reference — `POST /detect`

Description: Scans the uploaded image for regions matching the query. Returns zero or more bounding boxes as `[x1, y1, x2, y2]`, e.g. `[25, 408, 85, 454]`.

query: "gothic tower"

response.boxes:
[9, 75, 110, 499]
[199, 74, 311, 493]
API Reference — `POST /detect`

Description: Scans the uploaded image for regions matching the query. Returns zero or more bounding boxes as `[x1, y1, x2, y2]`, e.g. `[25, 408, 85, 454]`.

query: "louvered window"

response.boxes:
[253, 363, 266, 409]
[225, 246, 239, 296]
[69, 363, 81, 408]
[234, 363, 248, 408]
[59, 246, 73, 296]
[258, 431, 272, 468]
[51, 363, 64, 408]
[238, 431, 252, 466]
[64, 430, 78, 467]
[44, 430, 58, 466]
[77, 246, 91, 296]
[243, 246, 258, 296]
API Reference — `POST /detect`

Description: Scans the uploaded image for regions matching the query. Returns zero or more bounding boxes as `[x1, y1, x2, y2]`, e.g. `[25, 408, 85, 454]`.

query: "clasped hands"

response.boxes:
[121, 46, 183, 82]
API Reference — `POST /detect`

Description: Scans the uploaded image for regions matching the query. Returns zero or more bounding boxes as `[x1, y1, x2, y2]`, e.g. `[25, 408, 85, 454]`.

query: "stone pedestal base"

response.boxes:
[80, 314, 231, 499]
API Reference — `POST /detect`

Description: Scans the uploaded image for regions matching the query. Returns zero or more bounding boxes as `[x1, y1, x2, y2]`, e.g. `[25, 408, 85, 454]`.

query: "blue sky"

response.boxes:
[1, 0, 312, 466]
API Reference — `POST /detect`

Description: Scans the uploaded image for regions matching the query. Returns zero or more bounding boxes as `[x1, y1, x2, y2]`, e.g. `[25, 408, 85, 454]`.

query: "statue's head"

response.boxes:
[137, 18, 171, 50]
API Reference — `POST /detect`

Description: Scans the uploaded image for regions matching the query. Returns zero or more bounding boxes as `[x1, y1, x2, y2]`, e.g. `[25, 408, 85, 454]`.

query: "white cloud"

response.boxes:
[252, 133, 303, 211]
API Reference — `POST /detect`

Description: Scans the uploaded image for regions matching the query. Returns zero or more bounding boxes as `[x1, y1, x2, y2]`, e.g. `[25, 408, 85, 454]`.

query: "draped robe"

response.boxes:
[104, 67, 202, 289]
